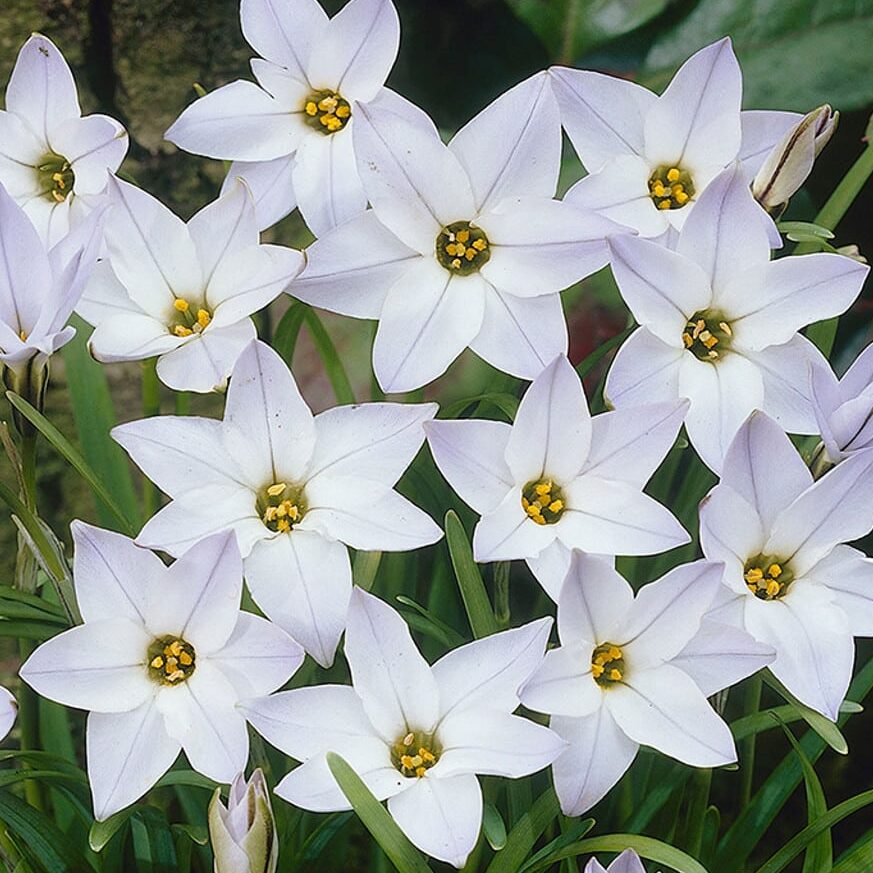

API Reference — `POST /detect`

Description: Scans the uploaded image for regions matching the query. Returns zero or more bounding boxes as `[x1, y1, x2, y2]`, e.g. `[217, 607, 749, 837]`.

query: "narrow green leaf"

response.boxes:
[518, 818, 596, 872]
[353, 549, 382, 592]
[132, 806, 179, 873]
[294, 812, 354, 864]
[483, 803, 508, 851]
[731, 701, 861, 742]
[273, 301, 307, 368]
[485, 788, 560, 873]
[575, 327, 633, 380]
[90, 807, 135, 852]
[397, 595, 465, 648]
[326, 752, 432, 873]
[833, 833, 873, 872]
[443, 392, 519, 421]
[61, 317, 141, 529]
[444, 510, 499, 639]
[7, 391, 138, 536]
[303, 309, 356, 405]
[154, 770, 218, 791]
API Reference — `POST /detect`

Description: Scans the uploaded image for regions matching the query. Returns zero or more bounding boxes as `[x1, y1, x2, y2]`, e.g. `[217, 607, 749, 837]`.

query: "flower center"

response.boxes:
[591, 643, 624, 687]
[37, 152, 74, 203]
[303, 90, 351, 134]
[682, 311, 733, 361]
[391, 731, 440, 778]
[648, 165, 695, 210]
[435, 221, 490, 275]
[521, 479, 565, 525]
[744, 556, 792, 600]
[147, 635, 196, 685]
[257, 481, 306, 533]
[170, 298, 212, 338]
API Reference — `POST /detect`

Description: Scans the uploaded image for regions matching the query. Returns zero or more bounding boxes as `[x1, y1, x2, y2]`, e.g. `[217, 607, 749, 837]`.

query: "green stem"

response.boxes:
[493, 562, 511, 630]
[685, 768, 713, 859]
[174, 391, 190, 416]
[800, 134, 873, 356]
[740, 674, 763, 808]
[141, 360, 161, 518]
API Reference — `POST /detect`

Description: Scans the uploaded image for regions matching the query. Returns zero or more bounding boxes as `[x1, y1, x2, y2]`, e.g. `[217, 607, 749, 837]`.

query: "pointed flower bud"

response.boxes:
[752, 105, 838, 213]
[207, 770, 278, 873]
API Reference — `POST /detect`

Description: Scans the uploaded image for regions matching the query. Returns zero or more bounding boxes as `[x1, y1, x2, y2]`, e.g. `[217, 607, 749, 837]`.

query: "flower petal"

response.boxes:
[519, 643, 602, 718]
[387, 773, 482, 869]
[88, 312, 185, 363]
[87, 700, 180, 821]
[805, 545, 873, 637]
[244, 529, 351, 668]
[53, 114, 127, 194]
[472, 487, 557, 562]
[738, 109, 804, 176]
[525, 540, 573, 601]
[0, 687, 16, 742]
[221, 156, 297, 232]
[449, 71, 561, 210]
[698, 484, 765, 581]
[604, 327, 684, 409]
[240, 0, 327, 79]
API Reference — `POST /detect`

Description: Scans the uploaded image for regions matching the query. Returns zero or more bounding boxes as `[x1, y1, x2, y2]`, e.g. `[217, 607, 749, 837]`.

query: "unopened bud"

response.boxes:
[1, 354, 49, 438]
[208, 770, 277, 873]
[835, 244, 867, 264]
[752, 105, 838, 213]
[0, 686, 16, 741]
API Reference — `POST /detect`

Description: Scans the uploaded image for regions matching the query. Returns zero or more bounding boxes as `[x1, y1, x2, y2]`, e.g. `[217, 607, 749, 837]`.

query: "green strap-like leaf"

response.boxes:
[303, 309, 356, 405]
[764, 672, 849, 754]
[485, 787, 561, 873]
[445, 510, 499, 639]
[326, 752, 432, 873]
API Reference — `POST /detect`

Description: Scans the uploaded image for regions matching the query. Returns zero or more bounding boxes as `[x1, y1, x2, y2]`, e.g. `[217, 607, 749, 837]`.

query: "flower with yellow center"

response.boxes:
[521, 552, 769, 816]
[243, 589, 564, 869]
[20, 525, 304, 822]
[302, 90, 352, 134]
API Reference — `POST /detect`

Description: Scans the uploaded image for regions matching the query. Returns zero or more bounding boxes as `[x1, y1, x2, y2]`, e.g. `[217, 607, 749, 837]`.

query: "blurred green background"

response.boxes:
[0, 2, 871, 868]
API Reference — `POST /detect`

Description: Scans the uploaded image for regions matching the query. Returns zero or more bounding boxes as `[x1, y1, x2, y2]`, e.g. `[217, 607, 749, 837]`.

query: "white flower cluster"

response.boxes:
[0, 2, 870, 870]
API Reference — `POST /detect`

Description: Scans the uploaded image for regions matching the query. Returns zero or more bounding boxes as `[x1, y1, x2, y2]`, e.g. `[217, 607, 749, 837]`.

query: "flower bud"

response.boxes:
[208, 770, 277, 873]
[1, 355, 49, 438]
[752, 105, 838, 213]
[0, 686, 17, 741]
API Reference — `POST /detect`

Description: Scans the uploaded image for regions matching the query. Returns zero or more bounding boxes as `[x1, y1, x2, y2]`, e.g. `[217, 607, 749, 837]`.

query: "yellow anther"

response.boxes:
[415, 766, 427, 778]
[150, 656, 164, 669]
[197, 309, 211, 328]
[671, 183, 684, 195]
[336, 105, 350, 118]
[531, 515, 546, 525]
[652, 183, 666, 197]
[591, 663, 604, 678]
[609, 668, 623, 681]
[305, 101, 318, 116]
[420, 748, 436, 763]
[276, 519, 290, 532]
[719, 321, 732, 336]
[267, 483, 287, 497]
[465, 249, 476, 261]
[456, 229, 470, 243]
[276, 503, 287, 518]
[666, 168, 680, 182]
[18, 329, 27, 342]
[609, 646, 621, 659]
[768, 563, 783, 578]
[745, 567, 763, 582]
[766, 580, 781, 598]
[445, 243, 459, 256]
[675, 190, 689, 204]
[403, 732, 414, 746]
[318, 96, 338, 112]
[179, 651, 193, 666]
[658, 200, 672, 210]
[548, 499, 563, 513]
[52, 190, 65, 203]
[526, 503, 542, 517]
[535, 482, 552, 496]
[174, 325, 193, 337]
[471, 238, 487, 251]
[451, 258, 462, 269]
[174, 298, 190, 312]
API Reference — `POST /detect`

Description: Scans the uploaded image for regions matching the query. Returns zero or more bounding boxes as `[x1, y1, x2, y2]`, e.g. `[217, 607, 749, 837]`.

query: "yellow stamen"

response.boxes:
[174, 298, 190, 312]
[666, 167, 680, 182]
[267, 483, 287, 497]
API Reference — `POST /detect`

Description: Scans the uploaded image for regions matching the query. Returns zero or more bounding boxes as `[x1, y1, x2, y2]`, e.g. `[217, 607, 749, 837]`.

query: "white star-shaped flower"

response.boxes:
[810, 343, 873, 465]
[700, 411, 873, 720]
[585, 851, 647, 873]
[605, 164, 869, 473]
[425, 355, 689, 599]
[552, 37, 798, 241]
[290, 72, 624, 392]
[165, 0, 421, 235]
[112, 339, 442, 667]
[520, 552, 772, 816]
[244, 588, 564, 868]
[77, 177, 304, 393]
[20, 524, 303, 821]
[0, 34, 127, 246]
[0, 686, 16, 742]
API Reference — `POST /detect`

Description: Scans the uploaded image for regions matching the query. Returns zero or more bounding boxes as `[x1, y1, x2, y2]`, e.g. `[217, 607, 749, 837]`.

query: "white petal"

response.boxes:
[244, 530, 351, 668]
[307, 0, 398, 102]
[805, 545, 873, 637]
[643, 38, 741, 173]
[105, 177, 201, 313]
[720, 410, 812, 529]
[525, 540, 573, 601]
[519, 643, 602, 718]
[0, 111, 43, 198]
[308, 401, 436, 487]
[469, 285, 568, 381]
[563, 156, 667, 239]
[88, 312, 184, 362]
[292, 210, 419, 318]
[20, 619, 153, 713]
[7, 34, 79, 142]
[436, 710, 565, 778]
[549, 708, 638, 816]
[698, 484, 765, 580]
[373, 261, 485, 393]
[478, 198, 617, 296]
[449, 72, 560, 210]
[549, 67, 653, 171]
[292, 126, 368, 236]
[743, 584, 852, 720]
[425, 419, 513, 515]
[506, 355, 592, 484]
[679, 353, 765, 474]
[387, 774, 482, 869]
[607, 663, 736, 766]
[345, 588, 439, 740]
[608, 234, 711, 346]
[165, 80, 305, 162]
[221, 157, 296, 232]
[242, 685, 381, 760]
[728, 255, 868, 350]
[559, 474, 689, 555]
[224, 339, 316, 485]
[676, 164, 770, 291]
[0, 687, 16, 741]
[353, 101, 475, 252]
[112, 415, 252, 496]
[607, 851, 648, 873]
[159, 661, 249, 782]
[71, 521, 164, 625]
[766, 448, 873, 575]
[604, 327, 684, 409]
[432, 618, 552, 720]
[621, 560, 722, 666]
[53, 114, 127, 194]
[210, 612, 303, 697]
[240, 0, 327, 79]
[738, 110, 805, 177]
[558, 552, 632, 646]
[147, 530, 242, 653]
[671, 619, 774, 696]
[87, 701, 180, 820]
[472, 487, 557, 562]
[583, 399, 688, 488]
